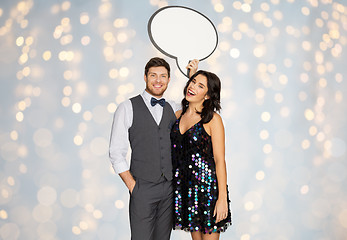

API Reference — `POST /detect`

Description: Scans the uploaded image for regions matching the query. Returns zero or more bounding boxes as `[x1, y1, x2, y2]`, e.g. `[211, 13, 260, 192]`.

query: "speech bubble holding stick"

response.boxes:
[148, 6, 218, 77]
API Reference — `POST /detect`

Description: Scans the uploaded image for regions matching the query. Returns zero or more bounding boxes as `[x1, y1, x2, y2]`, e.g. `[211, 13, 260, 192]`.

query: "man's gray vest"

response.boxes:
[129, 95, 176, 182]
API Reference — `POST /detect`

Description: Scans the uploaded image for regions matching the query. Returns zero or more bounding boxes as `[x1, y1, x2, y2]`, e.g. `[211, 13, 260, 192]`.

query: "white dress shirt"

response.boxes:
[109, 90, 180, 174]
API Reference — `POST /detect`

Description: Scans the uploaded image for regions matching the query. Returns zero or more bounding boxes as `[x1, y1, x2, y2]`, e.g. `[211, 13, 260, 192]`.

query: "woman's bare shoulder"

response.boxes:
[175, 110, 183, 118]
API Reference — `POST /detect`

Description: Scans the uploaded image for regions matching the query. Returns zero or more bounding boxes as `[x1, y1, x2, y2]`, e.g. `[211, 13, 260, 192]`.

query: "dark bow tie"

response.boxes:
[151, 97, 166, 107]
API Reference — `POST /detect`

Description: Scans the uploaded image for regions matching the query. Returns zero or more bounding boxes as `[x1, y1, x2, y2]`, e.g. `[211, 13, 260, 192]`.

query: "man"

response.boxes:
[109, 57, 177, 240]
[109, 57, 199, 239]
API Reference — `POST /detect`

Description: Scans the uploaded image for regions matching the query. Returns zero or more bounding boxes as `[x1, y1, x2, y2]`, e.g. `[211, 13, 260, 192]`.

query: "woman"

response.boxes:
[171, 66, 232, 240]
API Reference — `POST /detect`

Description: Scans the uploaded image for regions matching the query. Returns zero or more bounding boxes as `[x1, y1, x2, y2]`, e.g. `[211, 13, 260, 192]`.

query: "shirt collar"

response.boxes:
[142, 90, 162, 104]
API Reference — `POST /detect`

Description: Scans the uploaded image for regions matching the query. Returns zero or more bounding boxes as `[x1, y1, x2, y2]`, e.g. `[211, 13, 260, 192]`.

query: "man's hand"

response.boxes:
[119, 170, 136, 193]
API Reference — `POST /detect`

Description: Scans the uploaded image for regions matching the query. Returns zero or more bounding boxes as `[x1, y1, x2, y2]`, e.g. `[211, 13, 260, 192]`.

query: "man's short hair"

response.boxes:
[144, 57, 170, 77]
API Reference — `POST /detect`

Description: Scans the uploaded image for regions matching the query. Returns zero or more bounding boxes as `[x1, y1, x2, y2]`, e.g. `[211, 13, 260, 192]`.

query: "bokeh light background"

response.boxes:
[0, 0, 346, 239]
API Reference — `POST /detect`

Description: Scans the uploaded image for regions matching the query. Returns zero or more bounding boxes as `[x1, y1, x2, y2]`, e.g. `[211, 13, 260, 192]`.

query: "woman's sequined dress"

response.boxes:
[170, 117, 232, 234]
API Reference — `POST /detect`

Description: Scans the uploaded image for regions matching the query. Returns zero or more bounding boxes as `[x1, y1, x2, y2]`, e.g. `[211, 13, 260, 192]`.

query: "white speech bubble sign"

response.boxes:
[148, 6, 218, 77]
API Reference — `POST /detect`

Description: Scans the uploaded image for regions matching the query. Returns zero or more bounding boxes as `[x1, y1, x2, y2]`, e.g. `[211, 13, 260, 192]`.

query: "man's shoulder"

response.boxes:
[115, 98, 133, 113]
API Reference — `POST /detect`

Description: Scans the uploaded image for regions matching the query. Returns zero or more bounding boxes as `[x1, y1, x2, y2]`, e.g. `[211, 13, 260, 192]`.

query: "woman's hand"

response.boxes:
[213, 197, 228, 223]
[186, 59, 199, 77]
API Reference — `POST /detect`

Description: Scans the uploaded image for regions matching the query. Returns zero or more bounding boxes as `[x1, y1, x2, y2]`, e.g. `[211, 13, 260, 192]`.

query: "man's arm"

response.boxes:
[109, 100, 136, 193]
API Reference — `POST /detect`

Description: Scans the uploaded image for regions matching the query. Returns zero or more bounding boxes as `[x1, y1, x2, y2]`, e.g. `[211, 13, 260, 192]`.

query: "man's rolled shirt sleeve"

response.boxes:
[109, 100, 132, 174]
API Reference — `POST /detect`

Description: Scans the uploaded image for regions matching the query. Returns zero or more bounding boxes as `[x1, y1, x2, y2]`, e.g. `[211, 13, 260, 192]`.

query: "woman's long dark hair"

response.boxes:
[181, 70, 221, 124]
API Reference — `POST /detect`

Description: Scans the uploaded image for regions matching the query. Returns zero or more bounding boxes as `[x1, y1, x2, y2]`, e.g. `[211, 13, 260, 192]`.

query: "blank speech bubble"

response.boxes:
[148, 6, 218, 77]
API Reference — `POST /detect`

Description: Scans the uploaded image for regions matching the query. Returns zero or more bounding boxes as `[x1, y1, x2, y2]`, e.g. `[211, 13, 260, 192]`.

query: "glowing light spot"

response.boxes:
[115, 200, 125, 209]
[304, 109, 315, 121]
[241, 4, 251, 13]
[79, 221, 88, 230]
[267, 64, 276, 73]
[335, 91, 343, 103]
[299, 91, 307, 101]
[17, 145, 28, 158]
[25, 36, 33, 46]
[214, 3, 224, 13]
[253, 45, 265, 58]
[233, 1, 242, 10]
[19, 164, 27, 173]
[10, 131, 18, 141]
[229, 48, 240, 58]
[263, 18, 273, 27]
[98, 85, 109, 97]
[253, 12, 266, 23]
[16, 112, 24, 122]
[99, 2, 112, 15]
[261, 112, 271, 122]
[72, 226, 81, 235]
[237, 62, 248, 73]
[241, 234, 251, 240]
[279, 74, 288, 85]
[301, 139, 310, 149]
[256, 171, 265, 181]
[259, 130, 269, 140]
[113, 18, 129, 28]
[42, 51, 51, 61]
[60, 34, 73, 45]
[17, 101, 26, 111]
[72, 103, 82, 113]
[300, 185, 309, 195]
[109, 68, 119, 79]
[103, 32, 113, 42]
[16, 36, 24, 46]
[0, 210, 8, 219]
[61, 1, 71, 11]
[280, 107, 290, 118]
[232, 31, 242, 40]
[80, 12, 89, 25]
[274, 93, 283, 103]
[219, 41, 230, 51]
[81, 36, 90, 46]
[317, 132, 325, 142]
[61, 97, 71, 107]
[260, 2, 270, 11]
[22, 66, 31, 77]
[63, 86, 72, 96]
[119, 67, 129, 78]
[83, 111, 93, 121]
[107, 103, 117, 113]
[64, 70, 73, 80]
[263, 144, 272, 154]
[309, 126, 318, 136]
[86, 204, 95, 213]
[93, 210, 103, 219]
[244, 201, 254, 211]
[273, 10, 283, 20]
[301, 7, 310, 16]
[74, 135, 83, 146]
[117, 32, 128, 43]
